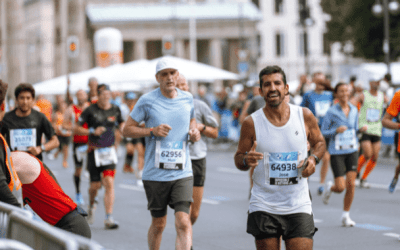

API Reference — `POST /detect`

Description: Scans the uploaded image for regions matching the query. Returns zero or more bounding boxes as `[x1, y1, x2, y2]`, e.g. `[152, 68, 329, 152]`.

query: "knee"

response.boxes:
[371, 155, 378, 162]
[90, 182, 101, 191]
[175, 217, 191, 233]
[152, 219, 166, 233]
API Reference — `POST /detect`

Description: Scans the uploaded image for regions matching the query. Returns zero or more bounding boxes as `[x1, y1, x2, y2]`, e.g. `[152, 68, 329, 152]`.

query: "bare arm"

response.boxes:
[382, 112, 399, 130]
[42, 135, 60, 152]
[62, 107, 74, 131]
[302, 107, 326, 177]
[197, 122, 218, 139]
[234, 116, 263, 171]
[239, 100, 250, 124]
[189, 118, 201, 142]
[122, 116, 152, 138]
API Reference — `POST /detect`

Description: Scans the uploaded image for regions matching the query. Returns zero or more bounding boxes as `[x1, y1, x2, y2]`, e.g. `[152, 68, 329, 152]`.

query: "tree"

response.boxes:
[321, 0, 400, 62]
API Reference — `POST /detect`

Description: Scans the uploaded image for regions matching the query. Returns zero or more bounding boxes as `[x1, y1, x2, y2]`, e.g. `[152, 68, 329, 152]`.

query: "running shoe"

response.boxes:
[341, 216, 356, 227]
[104, 216, 119, 229]
[75, 193, 84, 206]
[317, 186, 324, 196]
[389, 178, 398, 193]
[322, 181, 333, 205]
[123, 164, 134, 173]
[86, 202, 97, 225]
[360, 179, 371, 189]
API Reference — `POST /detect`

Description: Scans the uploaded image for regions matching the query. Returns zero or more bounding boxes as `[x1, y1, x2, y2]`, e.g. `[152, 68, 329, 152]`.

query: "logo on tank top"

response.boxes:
[295, 131, 299, 136]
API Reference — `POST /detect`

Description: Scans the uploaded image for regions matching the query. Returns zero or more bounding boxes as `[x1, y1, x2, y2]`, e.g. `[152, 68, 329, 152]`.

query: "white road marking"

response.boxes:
[119, 184, 145, 192]
[201, 199, 220, 205]
[383, 233, 400, 238]
[309, 177, 388, 190]
[314, 219, 323, 223]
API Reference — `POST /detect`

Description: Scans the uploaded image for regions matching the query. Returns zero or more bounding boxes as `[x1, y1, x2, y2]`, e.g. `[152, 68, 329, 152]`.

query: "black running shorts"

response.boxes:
[143, 177, 193, 218]
[192, 158, 206, 187]
[247, 211, 317, 240]
[330, 152, 358, 178]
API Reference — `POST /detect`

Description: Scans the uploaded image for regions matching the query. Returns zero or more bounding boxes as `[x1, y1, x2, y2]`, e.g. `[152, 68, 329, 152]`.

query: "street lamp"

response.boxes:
[372, 0, 400, 75]
[299, 0, 314, 75]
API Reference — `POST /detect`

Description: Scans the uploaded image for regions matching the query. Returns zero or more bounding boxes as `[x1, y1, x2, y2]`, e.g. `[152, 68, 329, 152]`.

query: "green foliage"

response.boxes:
[321, 0, 400, 61]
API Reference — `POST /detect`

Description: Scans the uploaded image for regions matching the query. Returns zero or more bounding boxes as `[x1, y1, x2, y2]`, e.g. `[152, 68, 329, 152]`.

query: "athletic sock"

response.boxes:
[74, 175, 81, 194]
[357, 155, 366, 174]
[125, 154, 134, 166]
[362, 159, 377, 180]
[342, 211, 350, 218]
[106, 213, 112, 220]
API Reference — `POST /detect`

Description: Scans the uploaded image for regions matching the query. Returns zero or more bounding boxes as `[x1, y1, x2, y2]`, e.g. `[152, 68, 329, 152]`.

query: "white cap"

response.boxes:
[156, 58, 178, 74]
[369, 75, 381, 82]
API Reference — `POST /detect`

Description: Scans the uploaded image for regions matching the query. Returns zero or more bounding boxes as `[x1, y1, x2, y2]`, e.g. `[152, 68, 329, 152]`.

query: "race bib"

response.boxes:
[155, 141, 186, 170]
[10, 128, 37, 151]
[94, 147, 118, 167]
[315, 100, 331, 117]
[75, 144, 88, 162]
[366, 108, 380, 123]
[264, 151, 302, 185]
[335, 129, 357, 150]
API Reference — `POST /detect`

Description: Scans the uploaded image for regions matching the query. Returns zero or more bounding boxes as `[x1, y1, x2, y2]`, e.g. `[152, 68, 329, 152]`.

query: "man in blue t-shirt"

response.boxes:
[122, 58, 200, 250]
[301, 72, 334, 195]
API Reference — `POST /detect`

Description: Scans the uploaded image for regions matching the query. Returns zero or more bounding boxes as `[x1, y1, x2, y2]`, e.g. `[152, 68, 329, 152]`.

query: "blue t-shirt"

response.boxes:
[300, 91, 334, 126]
[130, 88, 195, 181]
[321, 103, 359, 155]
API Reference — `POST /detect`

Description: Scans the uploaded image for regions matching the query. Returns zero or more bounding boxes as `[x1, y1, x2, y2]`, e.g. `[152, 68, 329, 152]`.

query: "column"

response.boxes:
[175, 39, 184, 58]
[210, 38, 223, 91]
[134, 39, 146, 60]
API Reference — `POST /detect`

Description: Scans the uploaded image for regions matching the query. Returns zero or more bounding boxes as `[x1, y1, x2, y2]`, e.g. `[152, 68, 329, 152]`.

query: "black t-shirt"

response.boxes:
[0, 140, 21, 207]
[0, 109, 55, 161]
[78, 103, 123, 148]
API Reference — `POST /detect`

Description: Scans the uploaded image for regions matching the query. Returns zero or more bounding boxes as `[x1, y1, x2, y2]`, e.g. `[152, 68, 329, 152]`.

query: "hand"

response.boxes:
[28, 146, 42, 156]
[360, 125, 368, 132]
[336, 126, 348, 134]
[0, 80, 8, 104]
[244, 141, 263, 169]
[189, 128, 201, 142]
[93, 126, 106, 136]
[154, 124, 172, 137]
[298, 156, 316, 178]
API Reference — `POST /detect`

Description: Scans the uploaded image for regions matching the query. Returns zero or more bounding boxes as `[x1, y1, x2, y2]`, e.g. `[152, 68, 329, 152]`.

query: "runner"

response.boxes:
[121, 92, 145, 181]
[122, 58, 200, 250]
[0, 80, 22, 208]
[75, 83, 124, 229]
[12, 151, 91, 238]
[321, 82, 367, 227]
[52, 101, 72, 168]
[353, 78, 388, 188]
[300, 72, 333, 195]
[63, 89, 90, 205]
[88, 77, 99, 104]
[234, 65, 323, 250]
[382, 89, 400, 194]
[176, 75, 218, 234]
[1, 83, 59, 161]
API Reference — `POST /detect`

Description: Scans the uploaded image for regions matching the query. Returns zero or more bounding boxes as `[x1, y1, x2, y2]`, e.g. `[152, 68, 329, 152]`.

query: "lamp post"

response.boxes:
[372, 0, 400, 75]
[299, 0, 314, 76]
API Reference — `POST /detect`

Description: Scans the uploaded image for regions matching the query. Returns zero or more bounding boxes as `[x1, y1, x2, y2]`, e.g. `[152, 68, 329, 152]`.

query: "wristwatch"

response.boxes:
[310, 154, 320, 165]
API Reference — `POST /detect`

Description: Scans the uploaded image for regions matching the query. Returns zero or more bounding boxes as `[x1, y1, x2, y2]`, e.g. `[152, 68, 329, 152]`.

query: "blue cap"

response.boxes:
[126, 92, 137, 100]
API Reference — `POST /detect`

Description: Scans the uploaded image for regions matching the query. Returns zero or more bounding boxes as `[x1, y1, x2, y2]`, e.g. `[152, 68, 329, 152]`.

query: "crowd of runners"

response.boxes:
[0, 58, 400, 249]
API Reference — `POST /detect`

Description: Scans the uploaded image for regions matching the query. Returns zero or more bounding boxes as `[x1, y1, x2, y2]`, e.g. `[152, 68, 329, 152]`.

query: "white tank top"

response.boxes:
[249, 104, 312, 215]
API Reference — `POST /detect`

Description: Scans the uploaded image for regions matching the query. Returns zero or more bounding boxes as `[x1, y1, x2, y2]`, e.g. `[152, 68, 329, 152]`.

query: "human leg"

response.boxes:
[285, 238, 313, 250]
[255, 238, 281, 250]
[175, 211, 192, 250]
[148, 215, 167, 250]
[123, 142, 134, 173]
[361, 140, 381, 183]
[190, 186, 204, 225]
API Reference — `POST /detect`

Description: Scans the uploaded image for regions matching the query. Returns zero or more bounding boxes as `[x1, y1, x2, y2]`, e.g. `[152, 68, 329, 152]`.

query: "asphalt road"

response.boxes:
[44, 144, 400, 250]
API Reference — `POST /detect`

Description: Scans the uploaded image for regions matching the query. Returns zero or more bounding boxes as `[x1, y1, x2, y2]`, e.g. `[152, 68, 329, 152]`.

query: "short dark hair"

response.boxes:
[259, 65, 287, 88]
[334, 82, 348, 93]
[350, 75, 357, 82]
[97, 83, 111, 95]
[15, 83, 35, 99]
[384, 73, 392, 82]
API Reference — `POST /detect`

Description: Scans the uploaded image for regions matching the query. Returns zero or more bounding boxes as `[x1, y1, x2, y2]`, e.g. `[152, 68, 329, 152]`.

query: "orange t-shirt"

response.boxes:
[35, 99, 53, 122]
[386, 90, 400, 152]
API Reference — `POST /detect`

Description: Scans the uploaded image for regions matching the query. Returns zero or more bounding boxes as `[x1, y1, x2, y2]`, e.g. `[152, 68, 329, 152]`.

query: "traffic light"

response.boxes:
[67, 36, 79, 58]
[162, 35, 175, 55]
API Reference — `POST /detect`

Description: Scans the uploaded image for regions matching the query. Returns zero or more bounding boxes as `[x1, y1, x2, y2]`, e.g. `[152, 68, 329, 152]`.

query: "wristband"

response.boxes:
[243, 152, 248, 167]
[310, 154, 320, 165]
[89, 127, 95, 135]
[41, 144, 46, 152]
[202, 125, 206, 132]
[150, 128, 155, 138]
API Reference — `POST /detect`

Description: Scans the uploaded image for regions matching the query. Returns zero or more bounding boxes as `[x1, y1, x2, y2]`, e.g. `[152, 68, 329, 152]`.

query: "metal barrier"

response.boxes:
[0, 202, 32, 238]
[7, 212, 78, 250]
[0, 202, 104, 250]
[0, 239, 34, 250]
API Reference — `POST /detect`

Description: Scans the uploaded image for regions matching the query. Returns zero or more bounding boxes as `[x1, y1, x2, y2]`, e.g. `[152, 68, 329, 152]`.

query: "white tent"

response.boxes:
[34, 56, 239, 95]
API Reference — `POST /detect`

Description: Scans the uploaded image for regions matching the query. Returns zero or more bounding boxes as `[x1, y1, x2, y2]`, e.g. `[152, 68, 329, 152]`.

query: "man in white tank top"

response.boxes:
[234, 65, 326, 250]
